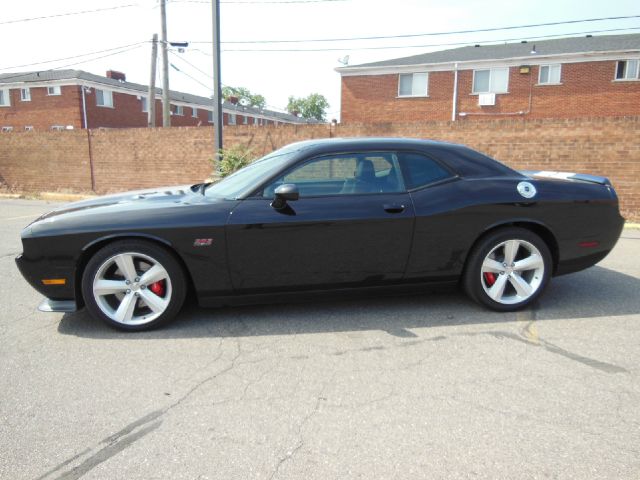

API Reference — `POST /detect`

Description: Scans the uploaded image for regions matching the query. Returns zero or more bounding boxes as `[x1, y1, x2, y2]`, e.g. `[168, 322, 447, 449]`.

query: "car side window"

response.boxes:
[262, 152, 405, 198]
[398, 152, 453, 190]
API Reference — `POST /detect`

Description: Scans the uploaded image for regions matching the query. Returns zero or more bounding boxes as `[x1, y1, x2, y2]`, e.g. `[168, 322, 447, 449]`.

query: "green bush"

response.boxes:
[216, 144, 256, 178]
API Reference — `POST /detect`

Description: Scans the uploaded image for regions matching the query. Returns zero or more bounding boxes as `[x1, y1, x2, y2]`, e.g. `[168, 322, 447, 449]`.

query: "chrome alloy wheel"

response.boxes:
[92, 252, 172, 326]
[480, 239, 545, 305]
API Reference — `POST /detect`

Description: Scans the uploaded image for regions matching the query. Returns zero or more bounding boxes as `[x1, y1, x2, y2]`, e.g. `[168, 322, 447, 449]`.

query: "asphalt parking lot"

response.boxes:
[1, 198, 639, 480]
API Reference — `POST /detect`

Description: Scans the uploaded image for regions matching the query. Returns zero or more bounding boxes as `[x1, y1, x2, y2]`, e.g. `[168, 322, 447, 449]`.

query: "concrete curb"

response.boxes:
[39, 192, 96, 202]
[0, 192, 96, 202]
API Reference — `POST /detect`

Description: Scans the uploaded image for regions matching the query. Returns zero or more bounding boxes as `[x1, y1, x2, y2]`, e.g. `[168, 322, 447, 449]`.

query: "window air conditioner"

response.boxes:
[478, 93, 496, 106]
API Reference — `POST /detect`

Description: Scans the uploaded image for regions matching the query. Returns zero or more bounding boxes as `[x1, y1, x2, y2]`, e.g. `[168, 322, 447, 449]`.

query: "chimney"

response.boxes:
[106, 70, 126, 82]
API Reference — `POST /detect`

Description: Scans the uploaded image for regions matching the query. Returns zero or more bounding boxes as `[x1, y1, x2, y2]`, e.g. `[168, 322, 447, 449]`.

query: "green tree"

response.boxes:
[221, 86, 266, 109]
[287, 93, 329, 121]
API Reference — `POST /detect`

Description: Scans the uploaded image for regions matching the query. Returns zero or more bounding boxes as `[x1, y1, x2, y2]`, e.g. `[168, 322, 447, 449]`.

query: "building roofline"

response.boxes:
[336, 33, 640, 75]
[0, 69, 318, 124]
[336, 49, 640, 76]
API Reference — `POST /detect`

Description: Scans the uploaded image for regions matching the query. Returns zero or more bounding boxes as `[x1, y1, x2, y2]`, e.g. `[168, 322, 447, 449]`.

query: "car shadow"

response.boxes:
[57, 265, 640, 340]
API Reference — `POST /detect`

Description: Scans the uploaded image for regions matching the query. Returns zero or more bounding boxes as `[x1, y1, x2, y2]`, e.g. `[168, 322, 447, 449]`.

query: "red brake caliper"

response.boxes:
[483, 272, 497, 287]
[149, 280, 166, 297]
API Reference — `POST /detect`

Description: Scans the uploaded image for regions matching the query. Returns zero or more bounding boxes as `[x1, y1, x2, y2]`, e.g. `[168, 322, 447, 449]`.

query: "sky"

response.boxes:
[1, 0, 639, 120]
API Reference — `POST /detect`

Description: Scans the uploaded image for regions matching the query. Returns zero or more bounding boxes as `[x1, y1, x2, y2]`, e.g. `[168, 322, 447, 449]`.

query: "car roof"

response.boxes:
[276, 137, 520, 179]
[284, 137, 459, 153]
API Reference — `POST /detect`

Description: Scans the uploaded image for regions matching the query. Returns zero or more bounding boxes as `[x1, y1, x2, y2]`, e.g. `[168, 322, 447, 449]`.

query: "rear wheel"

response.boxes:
[81, 240, 187, 331]
[463, 227, 552, 311]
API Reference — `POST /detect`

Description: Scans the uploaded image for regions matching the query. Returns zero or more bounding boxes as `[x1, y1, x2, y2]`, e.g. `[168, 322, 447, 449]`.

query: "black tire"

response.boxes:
[81, 239, 187, 331]
[463, 227, 552, 312]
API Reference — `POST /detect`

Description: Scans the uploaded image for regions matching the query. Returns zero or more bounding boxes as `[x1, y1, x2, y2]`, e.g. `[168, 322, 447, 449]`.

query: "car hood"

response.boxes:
[24, 184, 238, 238]
[34, 185, 197, 222]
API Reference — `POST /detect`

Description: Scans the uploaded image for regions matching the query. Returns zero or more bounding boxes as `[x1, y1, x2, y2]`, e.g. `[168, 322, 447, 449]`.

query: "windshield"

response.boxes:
[205, 148, 300, 199]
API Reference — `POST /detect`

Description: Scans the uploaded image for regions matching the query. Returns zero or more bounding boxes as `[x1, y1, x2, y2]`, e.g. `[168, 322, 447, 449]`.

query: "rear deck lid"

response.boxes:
[520, 170, 611, 186]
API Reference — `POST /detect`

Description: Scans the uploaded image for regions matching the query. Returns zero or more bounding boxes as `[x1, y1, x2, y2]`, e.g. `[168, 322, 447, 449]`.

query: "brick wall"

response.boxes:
[89, 128, 214, 191]
[0, 117, 638, 220]
[0, 129, 91, 191]
[341, 60, 640, 123]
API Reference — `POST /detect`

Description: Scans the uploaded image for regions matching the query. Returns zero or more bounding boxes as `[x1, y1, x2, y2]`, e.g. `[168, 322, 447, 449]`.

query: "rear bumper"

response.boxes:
[555, 213, 625, 276]
[555, 249, 613, 276]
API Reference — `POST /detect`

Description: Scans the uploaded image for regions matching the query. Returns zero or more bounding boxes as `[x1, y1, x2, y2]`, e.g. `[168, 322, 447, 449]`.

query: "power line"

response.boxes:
[168, 52, 213, 91]
[33, 45, 145, 72]
[169, 51, 213, 79]
[0, 4, 138, 26]
[167, 53, 291, 113]
[219, 27, 640, 52]
[189, 14, 640, 45]
[0, 45, 145, 83]
[1, 42, 148, 71]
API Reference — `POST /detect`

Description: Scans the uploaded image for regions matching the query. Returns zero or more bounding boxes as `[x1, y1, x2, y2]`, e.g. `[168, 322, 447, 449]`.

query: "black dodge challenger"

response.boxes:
[16, 138, 624, 330]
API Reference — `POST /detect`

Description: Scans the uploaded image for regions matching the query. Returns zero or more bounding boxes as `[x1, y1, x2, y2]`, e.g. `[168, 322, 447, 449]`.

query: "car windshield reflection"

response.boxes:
[205, 148, 300, 200]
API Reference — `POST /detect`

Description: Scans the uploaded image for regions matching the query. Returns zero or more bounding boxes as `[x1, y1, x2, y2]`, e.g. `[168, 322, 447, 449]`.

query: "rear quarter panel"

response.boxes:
[405, 177, 623, 280]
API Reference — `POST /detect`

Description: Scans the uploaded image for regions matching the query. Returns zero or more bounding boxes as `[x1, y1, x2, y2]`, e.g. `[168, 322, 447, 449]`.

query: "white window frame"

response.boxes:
[228, 113, 236, 125]
[207, 110, 214, 123]
[1, 126, 13, 132]
[253, 116, 258, 125]
[191, 107, 198, 118]
[47, 86, 61, 96]
[615, 59, 640, 80]
[141, 97, 148, 113]
[538, 64, 562, 85]
[0, 89, 10, 107]
[398, 72, 429, 97]
[24, 125, 34, 131]
[20, 88, 31, 101]
[96, 89, 113, 108]
[243, 115, 248, 125]
[50, 125, 65, 131]
[472, 67, 509, 94]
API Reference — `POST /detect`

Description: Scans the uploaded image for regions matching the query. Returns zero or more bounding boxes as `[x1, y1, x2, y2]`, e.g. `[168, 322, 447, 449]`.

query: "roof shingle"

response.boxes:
[342, 33, 640, 69]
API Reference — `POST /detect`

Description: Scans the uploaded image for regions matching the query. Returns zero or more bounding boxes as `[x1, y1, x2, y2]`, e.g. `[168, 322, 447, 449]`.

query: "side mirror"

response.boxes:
[271, 184, 299, 210]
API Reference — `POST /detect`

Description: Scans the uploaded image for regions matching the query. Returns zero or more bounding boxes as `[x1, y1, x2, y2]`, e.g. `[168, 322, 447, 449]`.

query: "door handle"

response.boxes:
[383, 204, 405, 214]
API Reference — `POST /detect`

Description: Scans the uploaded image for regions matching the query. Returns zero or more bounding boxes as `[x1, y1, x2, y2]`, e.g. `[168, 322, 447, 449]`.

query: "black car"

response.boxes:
[16, 138, 624, 331]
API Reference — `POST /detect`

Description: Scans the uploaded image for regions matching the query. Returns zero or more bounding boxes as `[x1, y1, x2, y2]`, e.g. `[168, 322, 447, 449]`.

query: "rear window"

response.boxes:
[398, 153, 452, 190]
[428, 145, 518, 178]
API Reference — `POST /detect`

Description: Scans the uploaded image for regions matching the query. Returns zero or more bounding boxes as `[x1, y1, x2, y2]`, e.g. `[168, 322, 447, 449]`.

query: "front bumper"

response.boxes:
[15, 253, 76, 301]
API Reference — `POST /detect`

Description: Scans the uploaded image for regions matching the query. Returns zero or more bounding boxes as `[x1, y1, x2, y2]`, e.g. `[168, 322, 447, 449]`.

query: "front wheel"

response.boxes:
[81, 240, 187, 331]
[463, 227, 552, 311]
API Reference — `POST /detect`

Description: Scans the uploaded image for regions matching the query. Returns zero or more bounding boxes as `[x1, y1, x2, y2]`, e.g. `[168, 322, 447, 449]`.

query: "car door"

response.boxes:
[225, 151, 415, 292]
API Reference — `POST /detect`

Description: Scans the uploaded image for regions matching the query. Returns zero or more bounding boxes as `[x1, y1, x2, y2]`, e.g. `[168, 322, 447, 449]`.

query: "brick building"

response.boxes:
[337, 33, 640, 123]
[0, 69, 310, 132]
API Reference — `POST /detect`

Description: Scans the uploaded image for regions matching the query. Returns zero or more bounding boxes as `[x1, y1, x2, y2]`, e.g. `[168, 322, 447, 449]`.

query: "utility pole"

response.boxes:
[211, 0, 223, 156]
[148, 33, 158, 128]
[160, 0, 171, 127]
